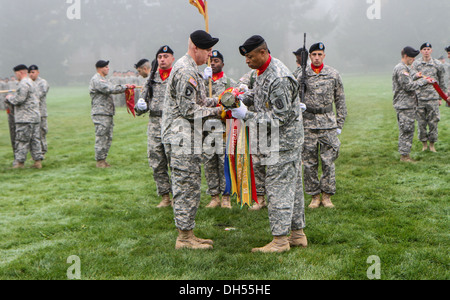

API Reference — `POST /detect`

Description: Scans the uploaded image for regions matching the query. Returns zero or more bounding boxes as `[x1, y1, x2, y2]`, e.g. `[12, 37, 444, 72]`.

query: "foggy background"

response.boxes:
[0, 0, 449, 85]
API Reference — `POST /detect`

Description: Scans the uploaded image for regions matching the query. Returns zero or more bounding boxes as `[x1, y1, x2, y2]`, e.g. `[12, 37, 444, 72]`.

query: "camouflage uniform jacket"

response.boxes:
[34, 77, 50, 117]
[140, 70, 171, 116]
[161, 54, 221, 146]
[208, 73, 237, 97]
[302, 65, 347, 130]
[392, 62, 428, 110]
[6, 77, 40, 124]
[243, 57, 303, 154]
[89, 73, 127, 116]
[411, 57, 447, 101]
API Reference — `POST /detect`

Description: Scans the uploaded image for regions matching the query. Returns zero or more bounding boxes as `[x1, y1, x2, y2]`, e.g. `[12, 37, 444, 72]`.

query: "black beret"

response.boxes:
[190, 30, 219, 49]
[293, 47, 308, 56]
[157, 45, 174, 56]
[13, 64, 28, 72]
[28, 65, 39, 71]
[211, 50, 224, 62]
[95, 60, 109, 68]
[309, 42, 325, 53]
[420, 42, 432, 50]
[239, 35, 265, 56]
[403, 46, 420, 58]
[445, 46, 450, 52]
[134, 59, 149, 69]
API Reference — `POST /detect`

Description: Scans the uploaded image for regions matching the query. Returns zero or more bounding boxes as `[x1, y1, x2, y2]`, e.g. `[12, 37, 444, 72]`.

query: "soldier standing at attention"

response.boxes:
[161, 30, 222, 250]
[302, 42, 347, 209]
[136, 46, 176, 208]
[28, 65, 50, 158]
[411, 43, 447, 152]
[5, 65, 43, 169]
[232, 35, 306, 253]
[445, 46, 450, 107]
[392, 47, 434, 162]
[204, 50, 236, 209]
[89, 60, 133, 168]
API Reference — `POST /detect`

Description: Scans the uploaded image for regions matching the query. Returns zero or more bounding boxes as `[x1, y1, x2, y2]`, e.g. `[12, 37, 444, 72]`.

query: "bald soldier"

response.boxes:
[161, 30, 223, 250]
[5, 65, 44, 169]
[89, 60, 134, 168]
[232, 35, 306, 253]
[392, 47, 434, 162]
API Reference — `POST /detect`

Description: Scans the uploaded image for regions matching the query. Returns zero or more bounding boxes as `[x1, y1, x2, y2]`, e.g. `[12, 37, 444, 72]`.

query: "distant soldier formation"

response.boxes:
[1, 33, 449, 253]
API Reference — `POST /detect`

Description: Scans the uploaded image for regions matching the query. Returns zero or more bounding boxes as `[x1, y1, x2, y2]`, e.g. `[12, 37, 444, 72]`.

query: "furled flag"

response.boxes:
[125, 87, 136, 117]
[189, 0, 206, 18]
[219, 88, 258, 208]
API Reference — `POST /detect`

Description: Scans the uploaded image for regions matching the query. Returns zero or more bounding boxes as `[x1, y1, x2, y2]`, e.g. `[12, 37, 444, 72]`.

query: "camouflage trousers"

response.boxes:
[148, 117, 171, 196]
[8, 112, 16, 154]
[303, 128, 340, 196]
[417, 100, 440, 143]
[266, 149, 305, 236]
[40, 117, 48, 155]
[14, 122, 43, 163]
[396, 109, 416, 155]
[92, 115, 114, 161]
[252, 154, 267, 196]
[166, 143, 203, 231]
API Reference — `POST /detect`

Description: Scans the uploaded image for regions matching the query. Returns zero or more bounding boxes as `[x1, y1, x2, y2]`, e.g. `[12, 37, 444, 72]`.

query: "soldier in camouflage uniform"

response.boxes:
[392, 47, 433, 162]
[5, 65, 43, 169]
[89, 60, 131, 168]
[410, 43, 447, 152]
[445, 46, 450, 107]
[232, 35, 306, 253]
[136, 46, 175, 208]
[301, 42, 347, 209]
[292, 47, 308, 81]
[28, 65, 50, 157]
[161, 30, 222, 250]
[203, 50, 236, 209]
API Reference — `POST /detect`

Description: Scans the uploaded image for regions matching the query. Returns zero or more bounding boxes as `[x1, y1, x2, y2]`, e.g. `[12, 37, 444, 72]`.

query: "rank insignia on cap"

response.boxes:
[189, 77, 198, 87]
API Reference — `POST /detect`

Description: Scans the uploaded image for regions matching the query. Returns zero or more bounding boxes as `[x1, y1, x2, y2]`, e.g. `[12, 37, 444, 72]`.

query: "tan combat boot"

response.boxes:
[157, 194, 172, 208]
[422, 141, 428, 151]
[249, 195, 267, 211]
[251, 236, 290, 253]
[175, 230, 213, 250]
[400, 154, 416, 163]
[96, 160, 107, 168]
[12, 162, 25, 169]
[32, 160, 42, 169]
[429, 142, 437, 153]
[288, 229, 308, 248]
[206, 195, 221, 208]
[221, 195, 232, 209]
[322, 192, 335, 208]
[308, 194, 321, 209]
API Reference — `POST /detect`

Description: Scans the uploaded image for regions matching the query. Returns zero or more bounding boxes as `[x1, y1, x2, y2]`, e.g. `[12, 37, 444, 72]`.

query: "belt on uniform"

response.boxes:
[150, 110, 162, 117]
[305, 105, 333, 114]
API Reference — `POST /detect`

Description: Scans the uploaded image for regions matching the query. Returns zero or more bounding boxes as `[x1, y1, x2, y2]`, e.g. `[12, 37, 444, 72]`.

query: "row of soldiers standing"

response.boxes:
[88, 30, 348, 253]
[2, 65, 49, 169]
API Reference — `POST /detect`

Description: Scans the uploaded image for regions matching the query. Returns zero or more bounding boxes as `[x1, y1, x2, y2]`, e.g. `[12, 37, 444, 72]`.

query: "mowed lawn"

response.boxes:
[0, 74, 448, 280]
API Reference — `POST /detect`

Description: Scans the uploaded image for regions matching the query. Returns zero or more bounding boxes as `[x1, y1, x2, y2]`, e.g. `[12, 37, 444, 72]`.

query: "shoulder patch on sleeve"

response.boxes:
[189, 77, 198, 88]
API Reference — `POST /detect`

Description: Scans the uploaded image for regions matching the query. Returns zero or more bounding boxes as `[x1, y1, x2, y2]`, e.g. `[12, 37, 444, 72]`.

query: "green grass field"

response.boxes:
[0, 74, 448, 280]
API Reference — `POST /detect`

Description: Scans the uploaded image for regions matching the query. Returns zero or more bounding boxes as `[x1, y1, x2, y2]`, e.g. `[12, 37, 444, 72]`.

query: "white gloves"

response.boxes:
[231, 102, 248, 119]
[300, 103, 307, 112]
[136, 98, 148, 111]
[239, 84, 249, 93]
[337, 128, 342, 135]
[203, 67, 213, 80]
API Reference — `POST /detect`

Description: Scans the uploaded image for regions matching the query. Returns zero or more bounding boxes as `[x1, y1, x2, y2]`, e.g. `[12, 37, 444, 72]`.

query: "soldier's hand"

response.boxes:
[231, 101, 248, 119]
[300, 103, 307, 112]
[136, 98, 148, 111]
[337, 128, 342, 135]
[239, 84, 249, 93]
